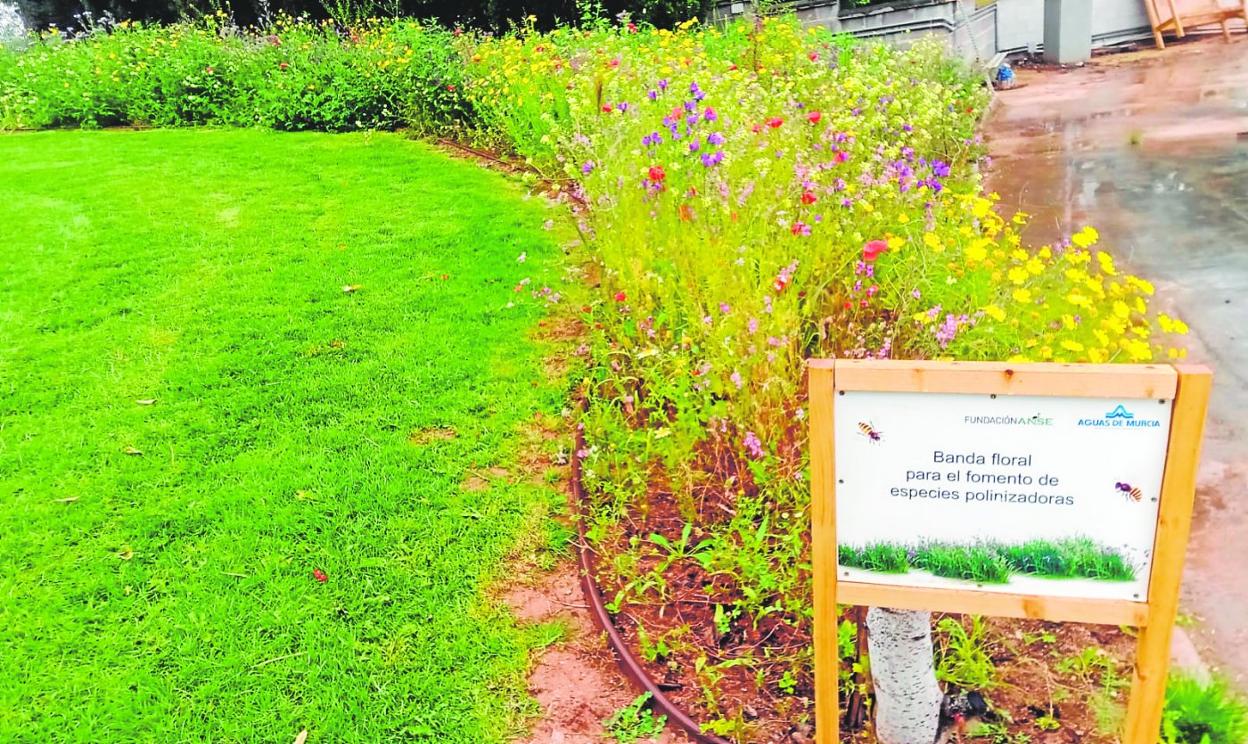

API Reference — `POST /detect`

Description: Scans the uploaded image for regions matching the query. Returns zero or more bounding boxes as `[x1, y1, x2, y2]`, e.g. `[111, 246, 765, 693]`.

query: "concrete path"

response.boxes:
[985, 35, 1248, 690]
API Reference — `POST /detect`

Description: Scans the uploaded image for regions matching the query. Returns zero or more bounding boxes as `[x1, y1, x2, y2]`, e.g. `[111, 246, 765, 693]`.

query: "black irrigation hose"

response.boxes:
[570, 412, 732, 744]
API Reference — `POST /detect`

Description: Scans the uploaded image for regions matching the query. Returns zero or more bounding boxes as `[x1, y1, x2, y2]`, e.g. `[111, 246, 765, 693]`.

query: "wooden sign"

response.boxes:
[809, 360, 1212, 744]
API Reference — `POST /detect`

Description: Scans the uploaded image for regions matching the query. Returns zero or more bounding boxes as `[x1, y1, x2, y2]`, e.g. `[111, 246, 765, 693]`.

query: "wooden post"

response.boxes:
[809, 360, 840, 744]
[1122, 365, 1212, 744]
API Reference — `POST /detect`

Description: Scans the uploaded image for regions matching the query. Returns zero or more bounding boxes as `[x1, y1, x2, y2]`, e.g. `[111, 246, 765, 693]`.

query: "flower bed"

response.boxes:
[463, 17, 1189, 740]
[1, 13, 1192, 742]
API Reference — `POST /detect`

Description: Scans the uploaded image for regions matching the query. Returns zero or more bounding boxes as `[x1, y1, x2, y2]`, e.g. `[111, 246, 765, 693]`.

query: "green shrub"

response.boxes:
[0, 15, 472, 131]
[1162, 675, 1248, 744]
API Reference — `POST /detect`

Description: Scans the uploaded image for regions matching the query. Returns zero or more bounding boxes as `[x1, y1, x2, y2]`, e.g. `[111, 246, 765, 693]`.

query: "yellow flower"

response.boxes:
[1066, 292, 1092, 308]
[1007, 266, 1028, 285]
[971, 197, 992, 219]
[1071, 226, 1099, 248]
[1097, 251, 1118, 276]
[1010, 249, 1028, 262]
[1026, 258, 1044, 275]
[1126, 276, 1156, 296]
[1061, 340, 1085, 352]
[887, 236, 905, 251]
[965, 242, 988, 263]
[1012, 288, 1032, 304]
[1158, 313, 1190, 335]
[923, 232, 942, 252]
[983, 304, 1006, 322]
[1123, 338, 1152, 361]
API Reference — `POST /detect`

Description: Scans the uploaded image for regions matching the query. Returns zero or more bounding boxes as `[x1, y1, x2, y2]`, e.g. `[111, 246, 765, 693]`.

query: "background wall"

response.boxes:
[715, 0, 1160, 60]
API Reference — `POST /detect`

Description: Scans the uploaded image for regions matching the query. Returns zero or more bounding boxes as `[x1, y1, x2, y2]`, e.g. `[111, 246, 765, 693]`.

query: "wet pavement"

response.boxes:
[985, 36, 1248, 690]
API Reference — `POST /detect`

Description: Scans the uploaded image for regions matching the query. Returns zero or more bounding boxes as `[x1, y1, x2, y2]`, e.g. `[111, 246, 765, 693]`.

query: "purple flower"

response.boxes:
[703, 106, 717, 122]
[743, 431, 765, 459]
[581, 161, 595, 175]
[658, 78, 669, 90]
[616, 101, 630, 112]
[932, 160, 951, 178]
[707, 132, 725, 146]
[642, 131, 662, 147]
[689, 138, 701, 153]
[647, 89, 659, 101]
[690, 81, 705, 102]
[701, 151, 724, 168]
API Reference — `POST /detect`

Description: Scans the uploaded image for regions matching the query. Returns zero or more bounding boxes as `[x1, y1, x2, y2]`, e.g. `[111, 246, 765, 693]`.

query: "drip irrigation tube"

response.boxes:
[571, 417, 732, 744]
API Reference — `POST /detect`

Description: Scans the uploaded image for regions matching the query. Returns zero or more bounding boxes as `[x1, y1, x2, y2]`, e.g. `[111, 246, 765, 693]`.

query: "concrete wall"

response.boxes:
[996, 0, 1153, 53]
[713, 0, 1159, 60]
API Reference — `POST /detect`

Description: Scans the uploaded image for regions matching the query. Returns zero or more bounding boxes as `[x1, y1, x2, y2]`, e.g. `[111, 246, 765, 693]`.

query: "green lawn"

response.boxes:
[0, 129, 567, 742]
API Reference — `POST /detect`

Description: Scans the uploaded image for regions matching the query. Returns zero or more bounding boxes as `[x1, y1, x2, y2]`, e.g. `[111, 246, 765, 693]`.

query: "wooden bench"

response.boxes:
[1144, 0, 1248, 48]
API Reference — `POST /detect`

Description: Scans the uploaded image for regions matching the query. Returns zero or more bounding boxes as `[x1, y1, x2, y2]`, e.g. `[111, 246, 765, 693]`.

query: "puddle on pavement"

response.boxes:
[985, 37, 1248, 689]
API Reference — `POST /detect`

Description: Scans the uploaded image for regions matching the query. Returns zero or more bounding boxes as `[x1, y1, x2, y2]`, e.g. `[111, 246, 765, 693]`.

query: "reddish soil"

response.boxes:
[593, 487, 1145, 743]
[505, 564, 691, 744]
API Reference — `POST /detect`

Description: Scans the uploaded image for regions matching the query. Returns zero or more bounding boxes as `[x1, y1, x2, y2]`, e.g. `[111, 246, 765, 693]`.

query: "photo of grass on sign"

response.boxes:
[833, 389, 1172, 601]
[838, 538, 1136, 584]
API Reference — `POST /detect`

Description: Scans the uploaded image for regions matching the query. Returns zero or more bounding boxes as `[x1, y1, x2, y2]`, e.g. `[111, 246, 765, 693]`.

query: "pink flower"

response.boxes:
[614, 291, 627, 303]
[863, 239, 889, 262]
[312, 568, 328, 583]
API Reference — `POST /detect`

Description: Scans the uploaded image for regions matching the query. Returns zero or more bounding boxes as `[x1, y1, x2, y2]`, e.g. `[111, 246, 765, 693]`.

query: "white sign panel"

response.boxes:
[834, 391, 1173, 601]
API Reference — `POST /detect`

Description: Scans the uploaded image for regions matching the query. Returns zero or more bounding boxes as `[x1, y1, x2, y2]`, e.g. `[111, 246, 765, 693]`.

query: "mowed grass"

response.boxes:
[0, 129, 567, 742]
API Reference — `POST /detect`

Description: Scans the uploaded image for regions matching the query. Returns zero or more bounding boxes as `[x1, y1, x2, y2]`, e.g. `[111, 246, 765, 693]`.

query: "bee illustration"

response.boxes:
[1115, 482, 1143, 502]
[857, 421, 883, 443]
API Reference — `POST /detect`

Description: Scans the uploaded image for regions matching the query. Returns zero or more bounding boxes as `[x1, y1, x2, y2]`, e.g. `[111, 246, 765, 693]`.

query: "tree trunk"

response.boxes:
[867, 607, 942, 744]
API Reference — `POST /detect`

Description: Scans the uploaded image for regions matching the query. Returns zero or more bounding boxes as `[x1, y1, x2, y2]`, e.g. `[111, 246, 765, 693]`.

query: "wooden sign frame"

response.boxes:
[809, 359, 1212, 744]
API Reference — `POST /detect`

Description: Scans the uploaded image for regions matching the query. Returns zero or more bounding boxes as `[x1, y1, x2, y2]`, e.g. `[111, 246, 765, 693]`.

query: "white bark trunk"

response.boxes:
[867, 607, 942, 744]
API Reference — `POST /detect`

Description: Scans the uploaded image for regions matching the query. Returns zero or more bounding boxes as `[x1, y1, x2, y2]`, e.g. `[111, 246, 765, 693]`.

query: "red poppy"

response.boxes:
[679, 204, 694, 222]
[614, 291, 627, 303]
[647, 165, 666, 182]
[807, 111, 822, 125]
[767, 117, 784, 129]
[863, 239, 889, 262]
[729, 63, 738, 71]
[801, 191, 817, 205]
[279, 61, 289, 71]
[446, 84, 456, 92]
[773, 276, 789, 293]
[809, 51, 819, 61]
[312, 568, 328, 583]
[627, 22, 638, 33]
[602, 105, 613, 113]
